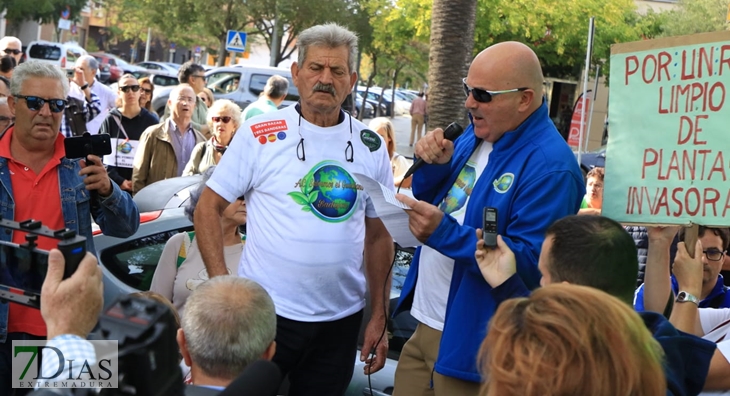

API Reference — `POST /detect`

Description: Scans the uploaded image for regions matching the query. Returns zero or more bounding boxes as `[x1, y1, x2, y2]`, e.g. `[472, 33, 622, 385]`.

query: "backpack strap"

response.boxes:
[176, 231, 196, 268]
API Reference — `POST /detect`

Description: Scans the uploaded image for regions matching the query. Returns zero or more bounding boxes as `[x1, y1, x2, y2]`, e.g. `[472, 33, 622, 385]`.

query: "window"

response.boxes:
[248, 74, 300, 102]
[28, 45, 61, 61]
[99, 227, 193, 291]
[153, 75, 179, 87]
[207, 72, 240, 94]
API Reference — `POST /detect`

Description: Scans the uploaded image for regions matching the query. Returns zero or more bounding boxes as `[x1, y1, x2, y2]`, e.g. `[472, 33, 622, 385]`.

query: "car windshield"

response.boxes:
[29, 45, 61, 60]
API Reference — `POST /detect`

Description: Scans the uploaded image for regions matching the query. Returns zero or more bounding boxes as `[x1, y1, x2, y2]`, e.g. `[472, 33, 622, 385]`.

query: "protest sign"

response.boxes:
[603, 31, 730, 226]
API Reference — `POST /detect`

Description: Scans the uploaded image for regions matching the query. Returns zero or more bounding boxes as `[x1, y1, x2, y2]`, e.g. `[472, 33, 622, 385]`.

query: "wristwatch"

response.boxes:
[676, 291, 699, 305]
[80, 83, 89, 90]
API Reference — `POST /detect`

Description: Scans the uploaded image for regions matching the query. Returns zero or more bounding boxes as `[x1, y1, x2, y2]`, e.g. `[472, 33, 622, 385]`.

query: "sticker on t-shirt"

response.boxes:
[251, 120, 287, 138]
[289, 160, 363, 223]
[360, 129, 381, 152]
[102, 138, 139, 168]
[493, 173, 515, 193]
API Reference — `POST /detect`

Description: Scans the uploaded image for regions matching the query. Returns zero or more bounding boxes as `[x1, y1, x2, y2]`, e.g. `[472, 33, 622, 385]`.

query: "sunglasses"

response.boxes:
[462, 78, 528, 103]
[120, 85, 141, 93]
[191, 74, 207, 81]
[141, 88, 152, 94]
[15, 95, 67, 113]
[212, 116, 232, 123]
[3, 49, 21, 55]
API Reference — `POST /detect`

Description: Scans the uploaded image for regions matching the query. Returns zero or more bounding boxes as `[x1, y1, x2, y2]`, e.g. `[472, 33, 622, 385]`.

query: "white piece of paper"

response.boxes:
[354, 173, 421, 247]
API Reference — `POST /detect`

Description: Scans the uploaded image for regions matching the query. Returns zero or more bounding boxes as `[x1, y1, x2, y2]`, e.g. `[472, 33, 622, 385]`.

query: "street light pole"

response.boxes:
[144, 28, 151, 62]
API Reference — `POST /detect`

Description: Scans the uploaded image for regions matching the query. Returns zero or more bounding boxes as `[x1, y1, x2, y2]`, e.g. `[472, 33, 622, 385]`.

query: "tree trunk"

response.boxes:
[217, 35, 227, 67]
[427, 0, 477, 130]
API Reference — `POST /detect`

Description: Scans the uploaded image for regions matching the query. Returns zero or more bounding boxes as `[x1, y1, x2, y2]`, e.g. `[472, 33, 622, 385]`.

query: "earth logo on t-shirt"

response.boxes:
[439, 162, 477, 215]
[289, 160, 361, 223]
[117, 141, 132, 154]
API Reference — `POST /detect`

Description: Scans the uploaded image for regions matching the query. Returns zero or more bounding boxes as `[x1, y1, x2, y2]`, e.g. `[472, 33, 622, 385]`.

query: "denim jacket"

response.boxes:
[0, 157, 140, 341]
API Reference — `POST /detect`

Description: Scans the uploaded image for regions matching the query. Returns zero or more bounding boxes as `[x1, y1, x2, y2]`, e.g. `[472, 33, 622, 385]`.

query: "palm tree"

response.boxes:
[427, 0, 478, 130]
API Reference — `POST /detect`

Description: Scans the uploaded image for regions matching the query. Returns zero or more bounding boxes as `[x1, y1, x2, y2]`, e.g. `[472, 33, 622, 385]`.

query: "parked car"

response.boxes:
[94, 175, 415, 396]
[136, 61, 180, 74]
[358, 87, 395, 117]
[575, 145, 606, 177]
[151, 65, 300, 116]
[25, 40, 87, 74]
[91, 52, 146, 83]
[129, 70, 179, 88]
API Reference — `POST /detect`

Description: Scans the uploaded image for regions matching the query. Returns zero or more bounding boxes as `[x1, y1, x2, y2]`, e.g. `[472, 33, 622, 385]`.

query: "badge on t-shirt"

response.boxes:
[360, 129, 381, 152]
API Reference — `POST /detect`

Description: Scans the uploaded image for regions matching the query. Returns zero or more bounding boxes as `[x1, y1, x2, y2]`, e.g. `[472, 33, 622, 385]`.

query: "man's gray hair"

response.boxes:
[182, 276, 277, 380]
[10, 61, 69, 98]
[76, 55, 99, 71]
[263, 75, 289, 100]
[297, 23, 358, 74]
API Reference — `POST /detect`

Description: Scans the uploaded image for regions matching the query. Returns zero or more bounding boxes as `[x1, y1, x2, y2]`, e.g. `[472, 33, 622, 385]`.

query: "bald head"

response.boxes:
[473, 41, 544, 96]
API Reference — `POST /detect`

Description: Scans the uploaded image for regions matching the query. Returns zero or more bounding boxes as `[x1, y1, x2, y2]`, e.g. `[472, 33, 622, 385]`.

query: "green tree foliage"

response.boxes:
[473, 0, 643, 79]
[0, 0, 87, 25]
[660, 0, 730, 37]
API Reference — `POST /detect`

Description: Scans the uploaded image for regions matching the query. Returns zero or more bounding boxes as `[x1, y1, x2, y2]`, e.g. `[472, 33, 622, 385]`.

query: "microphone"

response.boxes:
[217, 359, 282, 396]
[402, 122, 464, 181]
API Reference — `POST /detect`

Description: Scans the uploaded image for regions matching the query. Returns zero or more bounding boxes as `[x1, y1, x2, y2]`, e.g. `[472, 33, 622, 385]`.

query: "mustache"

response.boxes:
[313, 83, 336, 96]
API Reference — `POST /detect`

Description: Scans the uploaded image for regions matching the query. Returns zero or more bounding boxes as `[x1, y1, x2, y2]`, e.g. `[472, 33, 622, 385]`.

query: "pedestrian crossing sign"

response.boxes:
[226, 30, 247, 53]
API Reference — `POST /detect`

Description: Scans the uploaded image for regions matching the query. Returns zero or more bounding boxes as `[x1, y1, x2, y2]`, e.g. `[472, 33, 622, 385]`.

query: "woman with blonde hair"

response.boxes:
[183, 99, 242, 176]
[479, 283, 666, 396]
[369, 117, 412, 188]
[197, 87, 215, 108]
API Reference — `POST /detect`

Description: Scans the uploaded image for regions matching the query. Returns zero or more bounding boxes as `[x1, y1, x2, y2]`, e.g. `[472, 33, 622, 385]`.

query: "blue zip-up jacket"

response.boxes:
[394, 101, 584, 382]
[635, 274, 730, 311]
[493, 274, 715, 396]
[0, 154, 140, 341]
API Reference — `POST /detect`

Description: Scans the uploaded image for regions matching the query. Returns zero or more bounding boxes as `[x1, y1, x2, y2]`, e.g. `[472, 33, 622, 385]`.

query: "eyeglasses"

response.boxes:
[190, 74, 207, 81]
[15, 95, 68, 113]
[177, 96, 196, 104]
[462, 78, 528, 103]
[3, 49, 21, 55]
[703, 249, 726, 262]
[119, 85, 141, 93]
[212, 116, 232, 123]
[141, 88, 153, 94]
[0, 115, 14, 123]
[296, 105, 353, 163]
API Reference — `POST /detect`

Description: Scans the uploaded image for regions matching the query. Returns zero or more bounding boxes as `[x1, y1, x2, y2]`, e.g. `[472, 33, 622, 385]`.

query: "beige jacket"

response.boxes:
[132, 121, 205, 194]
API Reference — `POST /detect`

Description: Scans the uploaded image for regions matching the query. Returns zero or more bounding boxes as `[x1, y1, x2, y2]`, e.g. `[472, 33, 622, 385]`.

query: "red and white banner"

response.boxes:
[567, 93, 591, 149]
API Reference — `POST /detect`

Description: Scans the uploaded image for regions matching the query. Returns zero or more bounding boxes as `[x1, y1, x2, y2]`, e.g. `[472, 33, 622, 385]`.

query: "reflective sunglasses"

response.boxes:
[120, 85, 141, 93]
[703, 249, 725, 262]
[15, 95, 68, 113]
[462, 78, 528, 103]
[212, 116, 232, 123]
[3, 49, 21, 55]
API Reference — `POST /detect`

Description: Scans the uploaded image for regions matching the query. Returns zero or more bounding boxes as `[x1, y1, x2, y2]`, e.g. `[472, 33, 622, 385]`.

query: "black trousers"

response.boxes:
[273, 309, 364, 396]
[0, 332, 46, 396]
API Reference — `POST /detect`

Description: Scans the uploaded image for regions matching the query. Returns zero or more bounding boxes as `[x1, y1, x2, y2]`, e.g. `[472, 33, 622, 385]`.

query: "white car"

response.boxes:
[25, 40, 87, 74]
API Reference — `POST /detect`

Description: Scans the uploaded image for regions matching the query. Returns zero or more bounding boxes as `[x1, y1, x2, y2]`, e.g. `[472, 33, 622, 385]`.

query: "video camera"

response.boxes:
[0, 217, 86, 309]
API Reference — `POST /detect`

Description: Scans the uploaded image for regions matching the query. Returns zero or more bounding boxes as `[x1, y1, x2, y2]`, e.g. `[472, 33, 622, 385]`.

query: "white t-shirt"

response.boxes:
[700, 340, 730, 395]
[699, 307, 730, 342]
[207, 105, 393, 322]
[70, 81, 117, 134]
[411, 141, 492, 331]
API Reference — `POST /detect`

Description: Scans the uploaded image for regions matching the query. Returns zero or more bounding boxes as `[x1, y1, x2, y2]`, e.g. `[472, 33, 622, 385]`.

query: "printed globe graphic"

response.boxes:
[495, 174, 514, 192]
[118, 142, 133, 154]
[311, 164, 358, 220]
[439, 165, 476, 214]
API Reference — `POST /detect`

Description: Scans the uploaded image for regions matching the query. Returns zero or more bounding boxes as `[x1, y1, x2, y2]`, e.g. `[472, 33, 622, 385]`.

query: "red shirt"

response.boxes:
[0, 127, 66, 336]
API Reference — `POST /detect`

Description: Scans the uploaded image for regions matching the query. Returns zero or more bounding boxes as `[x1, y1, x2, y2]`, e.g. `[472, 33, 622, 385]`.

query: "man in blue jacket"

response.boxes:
[393, 41, 584, 394]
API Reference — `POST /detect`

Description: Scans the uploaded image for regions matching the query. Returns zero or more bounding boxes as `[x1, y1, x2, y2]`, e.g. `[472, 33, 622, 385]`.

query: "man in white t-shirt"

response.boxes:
[194, 23, 394, 396]
[69, 55, 117, 134]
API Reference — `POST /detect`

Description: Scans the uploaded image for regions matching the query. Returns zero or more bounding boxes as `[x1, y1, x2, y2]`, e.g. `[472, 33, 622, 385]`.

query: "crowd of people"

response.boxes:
[0, 21, 728, 396]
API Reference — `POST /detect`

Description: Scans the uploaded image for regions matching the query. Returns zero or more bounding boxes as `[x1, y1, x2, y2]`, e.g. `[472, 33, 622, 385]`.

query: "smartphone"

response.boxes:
[0, 242, 50, 294]
[64, 133, 112, 159]
[483, 207, 498, 248]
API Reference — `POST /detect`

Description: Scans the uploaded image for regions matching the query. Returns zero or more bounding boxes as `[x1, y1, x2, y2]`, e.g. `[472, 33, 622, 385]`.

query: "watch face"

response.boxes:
[678, 292, 687, 301]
